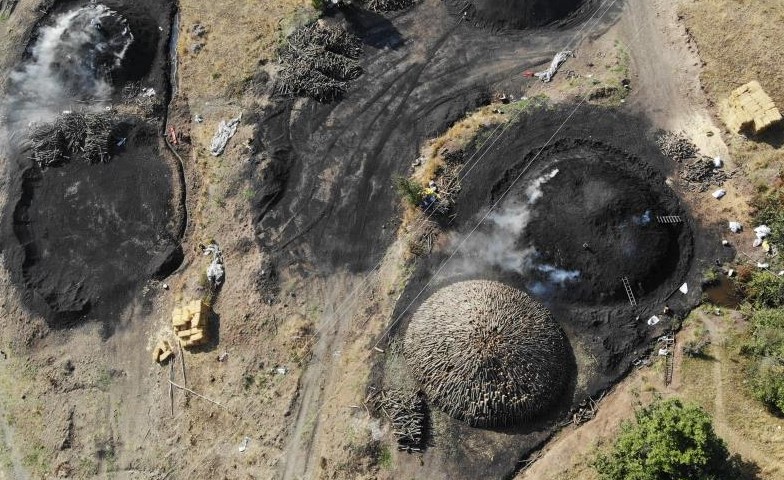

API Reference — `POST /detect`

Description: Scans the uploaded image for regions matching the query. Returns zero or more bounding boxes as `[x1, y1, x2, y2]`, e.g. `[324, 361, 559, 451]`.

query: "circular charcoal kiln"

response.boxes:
[404, 280, 571, 428]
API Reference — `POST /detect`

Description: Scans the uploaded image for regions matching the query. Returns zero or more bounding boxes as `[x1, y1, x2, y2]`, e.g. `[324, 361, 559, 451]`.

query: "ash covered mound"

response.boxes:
[404, 280, 571, 428]
[458, 0, 585, 30]
[501, 139, 689, 305]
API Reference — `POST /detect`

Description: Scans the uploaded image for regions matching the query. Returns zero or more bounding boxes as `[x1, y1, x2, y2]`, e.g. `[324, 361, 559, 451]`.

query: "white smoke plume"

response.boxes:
[440, 168, 581, 286]
[3, 4, 133, 131]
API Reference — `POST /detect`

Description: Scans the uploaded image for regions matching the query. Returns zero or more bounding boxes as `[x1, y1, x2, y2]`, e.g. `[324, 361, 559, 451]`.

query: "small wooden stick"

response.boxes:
[169, 380, 225, 408]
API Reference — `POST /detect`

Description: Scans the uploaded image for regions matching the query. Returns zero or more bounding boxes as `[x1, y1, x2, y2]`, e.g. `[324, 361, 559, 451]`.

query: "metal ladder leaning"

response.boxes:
[621, 276, 637, 307]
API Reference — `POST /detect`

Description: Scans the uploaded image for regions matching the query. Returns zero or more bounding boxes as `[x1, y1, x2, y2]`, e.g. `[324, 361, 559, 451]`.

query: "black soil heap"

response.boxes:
[460, 0, 584, 30]
[511, 140, 686, 305]
[404, 280, 571, 428]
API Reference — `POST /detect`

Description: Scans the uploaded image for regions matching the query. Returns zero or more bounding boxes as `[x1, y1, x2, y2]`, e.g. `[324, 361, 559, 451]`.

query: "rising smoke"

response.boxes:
[3, 4, 133, 132]
[441, 168, 581, 290]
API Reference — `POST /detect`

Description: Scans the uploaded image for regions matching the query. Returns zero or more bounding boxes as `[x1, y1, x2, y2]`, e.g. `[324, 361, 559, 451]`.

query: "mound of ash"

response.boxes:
[502, 140, 689, 305]
[29, 112, 117, 168]
[404, 280, 571, 428]
[276, 21, 363, 102]
[10, 120, 180, 322]
[455, 0, 585, 30]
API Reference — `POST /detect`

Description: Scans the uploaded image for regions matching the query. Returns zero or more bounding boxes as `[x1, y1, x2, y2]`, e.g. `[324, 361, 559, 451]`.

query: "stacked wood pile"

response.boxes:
[276, 21, 363, 102]
[365, 0, 417, 12]
[404, 280, 571, 428]
[371, 389, 428, 451]
[29, 112, 115, 168]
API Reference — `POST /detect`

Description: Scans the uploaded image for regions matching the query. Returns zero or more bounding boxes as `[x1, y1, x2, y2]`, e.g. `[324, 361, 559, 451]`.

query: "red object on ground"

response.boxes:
[168, 126, 178, 145]
[523, 71, 535, 78]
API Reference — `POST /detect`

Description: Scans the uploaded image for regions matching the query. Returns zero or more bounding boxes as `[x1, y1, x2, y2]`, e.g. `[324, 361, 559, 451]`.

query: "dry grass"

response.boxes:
[177, 0, 315, 101]
[678, 0, 784, 184]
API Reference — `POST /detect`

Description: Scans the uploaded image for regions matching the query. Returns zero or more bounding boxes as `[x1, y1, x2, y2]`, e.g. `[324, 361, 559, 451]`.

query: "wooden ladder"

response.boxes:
[621, 276, 637, 307]
[656, 215, 682, 224]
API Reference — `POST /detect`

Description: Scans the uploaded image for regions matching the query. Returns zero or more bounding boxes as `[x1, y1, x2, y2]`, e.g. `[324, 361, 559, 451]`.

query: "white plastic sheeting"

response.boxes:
[210, 115, 241, 156]
[754, 225, 771, 239]
[729, 221, 742, 233]
[535, 51, 573, 82]
[203, 243, 225, 287]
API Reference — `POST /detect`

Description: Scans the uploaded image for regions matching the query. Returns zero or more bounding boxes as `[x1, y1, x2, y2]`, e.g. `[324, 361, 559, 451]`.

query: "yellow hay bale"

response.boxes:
[723, 80, 782, 134]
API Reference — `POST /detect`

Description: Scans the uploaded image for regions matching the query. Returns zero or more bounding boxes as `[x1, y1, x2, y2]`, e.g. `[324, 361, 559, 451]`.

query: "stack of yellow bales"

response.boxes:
[172, 299, 209, 348]
[723, 81, 782, 134]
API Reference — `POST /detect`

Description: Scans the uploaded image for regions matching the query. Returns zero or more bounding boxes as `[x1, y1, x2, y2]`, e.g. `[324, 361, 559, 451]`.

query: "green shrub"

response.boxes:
[743, 271, 784, 308]
[393, 175, 425, 207]
[593, 398, 740, 480]
[742, 308, 784, 414]
[749, 362, 784, 414]
[743, 308, 784, 359]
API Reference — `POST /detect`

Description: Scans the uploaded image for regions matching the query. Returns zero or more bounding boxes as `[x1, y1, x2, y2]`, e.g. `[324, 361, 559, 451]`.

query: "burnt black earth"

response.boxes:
[2, 0, 179, 325]
[449, 0, 596, 30]
[508, 139, 686, 306]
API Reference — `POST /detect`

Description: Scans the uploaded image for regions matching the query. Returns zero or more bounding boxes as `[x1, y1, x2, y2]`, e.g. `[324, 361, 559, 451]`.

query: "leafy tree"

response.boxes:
[594, 398, 740, 480]
[393, 175, 425, 208]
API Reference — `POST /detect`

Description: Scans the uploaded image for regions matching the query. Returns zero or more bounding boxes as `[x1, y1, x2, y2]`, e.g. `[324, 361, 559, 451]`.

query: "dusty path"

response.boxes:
[281, 274, 365, 480]
[620, 0, 728, 160]
[698, 312, 779, 476]
[0, 400, 28, 480]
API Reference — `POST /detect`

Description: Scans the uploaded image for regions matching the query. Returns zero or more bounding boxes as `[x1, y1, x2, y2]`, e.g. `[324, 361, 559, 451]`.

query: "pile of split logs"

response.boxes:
[29, 112, 115, 168]
[656, 130, 735, 192]
[656, 131, 697, 163]
[372, 389, 428, 452]
[365, 0, 417, 12]
[276, 22, 363, 102]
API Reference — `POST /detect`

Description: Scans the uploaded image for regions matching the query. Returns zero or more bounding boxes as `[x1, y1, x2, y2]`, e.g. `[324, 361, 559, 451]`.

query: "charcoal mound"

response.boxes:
[504, 139, 688, 305]
[456, 0, 585, 30]
[404, 280, 571, 428]
[9, 121, 180, 322]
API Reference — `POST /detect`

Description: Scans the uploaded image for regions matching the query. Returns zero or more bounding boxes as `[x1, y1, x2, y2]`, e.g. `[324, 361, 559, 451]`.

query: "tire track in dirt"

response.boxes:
[279, 23, 461, 480]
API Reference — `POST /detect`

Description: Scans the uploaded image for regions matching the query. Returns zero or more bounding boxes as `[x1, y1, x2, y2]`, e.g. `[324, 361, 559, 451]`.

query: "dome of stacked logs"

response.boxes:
[404, 280, 570, 428]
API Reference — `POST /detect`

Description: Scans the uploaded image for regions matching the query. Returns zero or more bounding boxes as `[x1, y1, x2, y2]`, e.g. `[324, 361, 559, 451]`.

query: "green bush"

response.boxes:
[750, 362, 784, 414]
[743, 271, 784, 308]
[393, 175, 425, 208]
[593, 398, 740, 480]
[742, 308, 784, 414]
[743, 308, 784, 359]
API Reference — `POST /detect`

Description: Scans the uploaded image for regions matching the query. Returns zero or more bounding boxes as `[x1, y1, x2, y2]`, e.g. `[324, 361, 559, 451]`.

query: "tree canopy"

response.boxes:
[594, 398, 740, 480]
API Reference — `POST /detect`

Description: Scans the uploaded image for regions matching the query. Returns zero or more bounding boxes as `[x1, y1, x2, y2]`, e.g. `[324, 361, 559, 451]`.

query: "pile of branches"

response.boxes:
[276, 21, 363, 102]
[656, 131, 697, 163]
[371, 389, 428, 452]
[364, 0, 417, 12]
[29, 112, 116, 168]
[680, 157, 733, 192]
